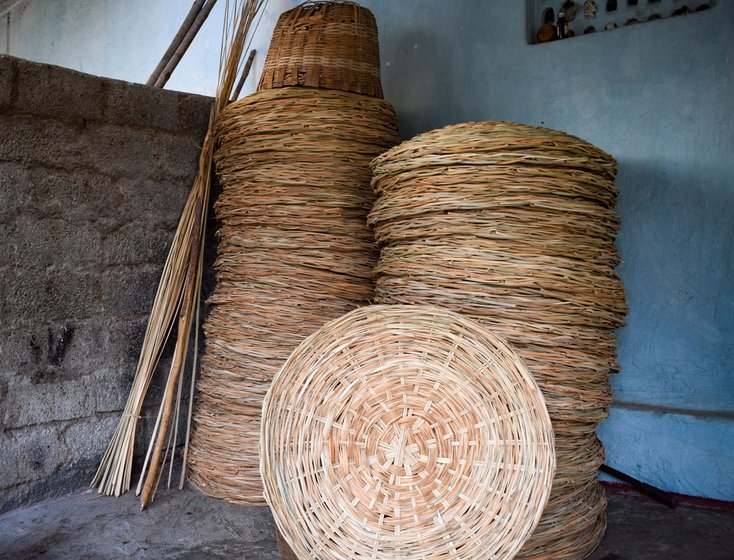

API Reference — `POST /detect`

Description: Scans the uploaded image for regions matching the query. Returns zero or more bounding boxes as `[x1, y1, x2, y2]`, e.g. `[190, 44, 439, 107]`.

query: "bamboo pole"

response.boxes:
[231, 48, 256, 101]
[154, 0, 219, 89]
[139, 194, 204, 508]
[147, 0, 207, 87]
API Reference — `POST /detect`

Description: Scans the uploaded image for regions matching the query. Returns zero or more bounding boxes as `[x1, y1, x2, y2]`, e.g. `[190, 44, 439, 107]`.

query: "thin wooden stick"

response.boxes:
[179, 117, 212, 489]
[154, 0, 219, 88]
[230, 49, 256, 101]
[147, 0, 206, 87]
[140, 197, 203, 508]
[166, 348, 185, 489]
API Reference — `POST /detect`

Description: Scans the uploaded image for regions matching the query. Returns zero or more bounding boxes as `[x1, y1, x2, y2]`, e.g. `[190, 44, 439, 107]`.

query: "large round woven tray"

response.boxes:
[261, 305, 555, 560]
[258, 1, 383, 98]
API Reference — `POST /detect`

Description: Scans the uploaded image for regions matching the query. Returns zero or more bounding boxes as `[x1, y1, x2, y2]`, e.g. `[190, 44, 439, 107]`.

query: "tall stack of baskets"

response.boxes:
[187, 1, 399, 503]
[369, 122, 627, 559]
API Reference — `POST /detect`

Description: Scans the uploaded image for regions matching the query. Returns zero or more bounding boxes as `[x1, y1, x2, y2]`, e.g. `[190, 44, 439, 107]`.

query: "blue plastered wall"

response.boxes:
[365, 0, 734, 500]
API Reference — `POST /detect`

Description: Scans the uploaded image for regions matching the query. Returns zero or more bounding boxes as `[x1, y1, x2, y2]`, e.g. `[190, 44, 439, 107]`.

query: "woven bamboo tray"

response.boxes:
[369, 121, 627, 560]
[187, 87, 399, 504]
[258, 1, 383, 98]
[261, 305, 555, 560]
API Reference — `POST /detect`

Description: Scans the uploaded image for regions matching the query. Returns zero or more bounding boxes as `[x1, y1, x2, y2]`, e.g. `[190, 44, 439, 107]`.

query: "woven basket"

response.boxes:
[186, 87, 399, 504]
[261, 305, 555, 560]
[258, 1, 383, 98]
[369, 121, 627, 559]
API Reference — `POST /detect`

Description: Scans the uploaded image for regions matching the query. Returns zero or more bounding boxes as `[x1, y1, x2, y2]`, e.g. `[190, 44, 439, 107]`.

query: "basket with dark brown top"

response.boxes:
[257, 1, 383, 98]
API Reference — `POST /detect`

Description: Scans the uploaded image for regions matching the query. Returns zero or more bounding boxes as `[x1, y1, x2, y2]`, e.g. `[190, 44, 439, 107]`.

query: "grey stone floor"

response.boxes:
[0, 485, 732, 559]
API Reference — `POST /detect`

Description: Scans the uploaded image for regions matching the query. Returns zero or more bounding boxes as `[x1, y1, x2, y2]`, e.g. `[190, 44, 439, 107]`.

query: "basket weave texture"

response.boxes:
[261, 305, 556, 560]
[369, 121, 628, 560]
[186, 87, 399, 504]
[258, 1, 383, 98]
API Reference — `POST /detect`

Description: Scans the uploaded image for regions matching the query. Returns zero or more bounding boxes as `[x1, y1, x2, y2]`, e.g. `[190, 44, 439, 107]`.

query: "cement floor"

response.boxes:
[0, 485, 731, 559]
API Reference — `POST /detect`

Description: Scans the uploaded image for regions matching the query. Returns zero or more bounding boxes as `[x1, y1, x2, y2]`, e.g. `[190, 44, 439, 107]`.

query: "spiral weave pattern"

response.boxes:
[262, 305, 555, 560]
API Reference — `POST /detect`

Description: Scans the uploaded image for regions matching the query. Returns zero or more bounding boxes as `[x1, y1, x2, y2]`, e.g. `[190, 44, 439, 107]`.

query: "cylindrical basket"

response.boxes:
[369, 121, 627, 560]
[186, 87, 399, 504]
[258, 1, 383, 98]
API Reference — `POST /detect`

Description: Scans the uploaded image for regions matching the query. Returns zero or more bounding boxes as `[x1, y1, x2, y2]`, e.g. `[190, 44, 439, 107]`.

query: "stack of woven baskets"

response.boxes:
[187, 1, 399, 503]
[369, 121, 627, 559]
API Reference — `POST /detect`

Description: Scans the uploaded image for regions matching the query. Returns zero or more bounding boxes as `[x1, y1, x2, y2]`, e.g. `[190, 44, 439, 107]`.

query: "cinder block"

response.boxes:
[61, 415, 118, 465]
[177, 91, 213, 135]
[116, 176, 188, 228]
[4, 268, 103, 322]
[45, 270, 104, 320]
[3, 272, 46, 322]
[42, 320, 111, 376]
[153, 133, 202, 182]
[109, 318, 147, 368]
[12, 216, 104, 270]
[0, 222, 16, 269]
[82, 122, 158, 178]
[0, 114, 84, 168]
[106, 80, 179, 131]
[100, 267, 161, 319]
[0, 56, 13, 110]
[4, 375, 95, 430]
[14, 58, 106, 122]
[0, 163, 32, 223]
[26, 167, 121, 221]
[92, 368, 133, 414]
[0, 320, 105, 381]
[103, 222, 173, 266]
[0, 425, 65, 489]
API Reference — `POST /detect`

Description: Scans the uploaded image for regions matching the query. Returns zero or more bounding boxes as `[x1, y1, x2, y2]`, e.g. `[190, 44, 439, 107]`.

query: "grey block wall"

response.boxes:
[0, 55, 212, 513]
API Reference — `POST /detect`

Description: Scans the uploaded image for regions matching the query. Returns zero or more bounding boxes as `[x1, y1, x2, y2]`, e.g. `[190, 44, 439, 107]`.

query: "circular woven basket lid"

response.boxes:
[261, 305, 555, 559]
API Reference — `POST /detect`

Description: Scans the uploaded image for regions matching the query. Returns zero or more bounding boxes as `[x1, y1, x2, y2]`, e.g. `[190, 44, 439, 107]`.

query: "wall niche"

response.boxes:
[525, 0, 717, 44]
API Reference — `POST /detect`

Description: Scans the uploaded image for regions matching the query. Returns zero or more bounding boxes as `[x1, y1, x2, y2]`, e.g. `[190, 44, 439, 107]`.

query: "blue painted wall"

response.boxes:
[365, 0, 734, 500]
[3, 0, 733, 499]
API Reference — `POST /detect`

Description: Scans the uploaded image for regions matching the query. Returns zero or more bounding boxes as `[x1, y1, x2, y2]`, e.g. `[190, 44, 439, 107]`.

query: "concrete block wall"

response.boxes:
[0, 55, 212, 513]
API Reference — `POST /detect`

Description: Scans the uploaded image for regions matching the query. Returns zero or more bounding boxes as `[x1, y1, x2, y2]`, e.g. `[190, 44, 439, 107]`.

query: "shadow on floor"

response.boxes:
[0, 485, 731, 559]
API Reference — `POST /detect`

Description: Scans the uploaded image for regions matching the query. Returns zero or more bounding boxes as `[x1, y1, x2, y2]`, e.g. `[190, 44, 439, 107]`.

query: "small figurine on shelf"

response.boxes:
[536, 7, 556, 43]
[584, 0, 597, 19]
[557, 8, 569, 39]
[563, 0, 578, 21]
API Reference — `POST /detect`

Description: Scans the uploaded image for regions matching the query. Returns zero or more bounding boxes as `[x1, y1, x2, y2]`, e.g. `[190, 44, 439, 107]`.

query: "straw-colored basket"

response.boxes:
[186, 87, 399, 504]
[261, 305, 556, 560]
[369, 121, 627, 559]
[258, 1, 383, 98]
